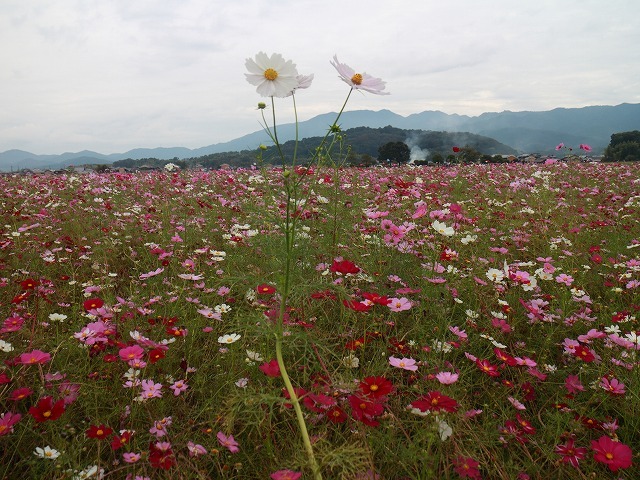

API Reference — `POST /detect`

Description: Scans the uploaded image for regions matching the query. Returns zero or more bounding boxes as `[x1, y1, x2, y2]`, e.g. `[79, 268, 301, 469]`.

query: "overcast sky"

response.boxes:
[2, 0, 639, 154]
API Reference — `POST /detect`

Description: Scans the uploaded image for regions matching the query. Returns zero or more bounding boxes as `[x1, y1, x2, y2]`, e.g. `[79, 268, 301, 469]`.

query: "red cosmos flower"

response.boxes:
[359, 376, 394, 399]
[166, 326, 187, 337]
[29, 396, 65, 423]
[310, 290, 337, 300]
[348, 395, 384, 427]
[590, 435, 633, 472]
[475, 358, 501, 377]
[83, 298, 104, 311]
[554, 437, 587, 468]
[20, 278, 39, 290]
[148, 348, 166, 364]
[452, 146, 461, 153]
[345, 337, 366, 351]
[361, 292, 391, 306]
[453, 456, 481, 479]
[256, 284, 276, 295]
[388, 337, 412, 355]
[573, 345, 596, 362]
[343, 299, 371, 312]
[11, 291, 30, 304]
[111, 430, 133, 450]
[86, 424, 113, 440]
[9, 387, 33, 402]
[302, 393, 336, 413]
[259, 359, 281, 377]
[326, 406, 347, 423]
[410, 391, 459, 413]
[493, 348, 518, 366]
[281, 387, 307, 409]
[515, 413, 536, 434]
[149, 442, 175, 470]
[329, 259, 360, 275]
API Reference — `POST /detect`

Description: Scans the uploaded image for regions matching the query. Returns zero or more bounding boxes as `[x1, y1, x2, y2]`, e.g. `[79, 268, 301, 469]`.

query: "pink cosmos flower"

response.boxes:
[435, 372, 459, 385]
[119, 345, 145, 362]
[169, 380, 188, 396]
[453, 456, 481, 479]
[217, 431, 240, 453]
[270, 470, 302, 480]
[17, 350, 51, 365]
[599, 377, 626, 395]
[389, 356, 418, 371]
[0, 412, 22, 436]
[123, 452, 141, 463]
[554, 438, 587, 468]
[139, 379, 163, 400]
[387, 297, 412, 312]
[555, 273, 574, 286]
[330, 55, 389, 95]
[187, 441, 207, 457]
[564, 375, 585, 394]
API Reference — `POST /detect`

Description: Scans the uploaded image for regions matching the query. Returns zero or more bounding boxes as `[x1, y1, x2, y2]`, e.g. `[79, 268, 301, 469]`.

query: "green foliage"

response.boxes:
[603, 130, 640, 162]
[377, 141, 410, 164]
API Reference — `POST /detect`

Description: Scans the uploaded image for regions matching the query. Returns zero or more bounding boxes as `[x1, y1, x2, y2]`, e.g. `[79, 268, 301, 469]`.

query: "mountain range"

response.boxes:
[1, 103, 638, 171]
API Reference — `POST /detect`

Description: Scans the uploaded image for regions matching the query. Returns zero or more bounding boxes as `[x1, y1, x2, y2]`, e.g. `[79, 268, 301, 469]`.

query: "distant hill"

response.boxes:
[1, 103, 638, 171]
[165, 126, 516, 170]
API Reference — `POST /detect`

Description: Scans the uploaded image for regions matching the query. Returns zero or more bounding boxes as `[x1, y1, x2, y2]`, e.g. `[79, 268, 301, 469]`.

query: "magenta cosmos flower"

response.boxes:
[245, 52, 299, 98]
[330, 55, 389, 95]
[590, 435, 633, 472]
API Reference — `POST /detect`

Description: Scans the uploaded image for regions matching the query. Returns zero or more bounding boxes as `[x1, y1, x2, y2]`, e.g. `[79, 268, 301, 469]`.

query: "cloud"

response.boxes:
[1, 0, 639, 153]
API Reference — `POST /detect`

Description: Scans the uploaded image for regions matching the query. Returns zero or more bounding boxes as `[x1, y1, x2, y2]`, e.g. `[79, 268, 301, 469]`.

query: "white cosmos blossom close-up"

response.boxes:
[431, 220, 455, 237]
[34, 446, 61, 460]
[330, 55, 389, 95]
[245, 52, 299, 98]
[218, 333, 241, 344]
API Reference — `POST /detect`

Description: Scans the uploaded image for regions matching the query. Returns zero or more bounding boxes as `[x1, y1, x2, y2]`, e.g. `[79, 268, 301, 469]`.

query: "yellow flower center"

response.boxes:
[96, 429, 104, 436]
[264, 68, 278, 81]
[351, 73, 363, 85]
[43, 411, 51, 417]
[370, 384, 379, 392]
[605, 452, 614, 460]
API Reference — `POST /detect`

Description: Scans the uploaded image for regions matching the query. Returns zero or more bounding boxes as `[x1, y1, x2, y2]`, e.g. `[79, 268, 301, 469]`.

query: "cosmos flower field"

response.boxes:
[0, 162, 638, 479]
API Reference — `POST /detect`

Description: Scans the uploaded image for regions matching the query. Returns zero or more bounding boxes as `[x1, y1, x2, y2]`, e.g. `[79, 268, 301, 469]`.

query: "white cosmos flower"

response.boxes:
[431, 220, 454, 237]
[34, 446, 61, 459]
[0, 339, 14, 352]
[48, 313, 68, 322]
[330, 55, 389, 95]
[486, 268, 505, 283]
[218, 333, 241, 344]
[246, 350, 264, 362]
[245, 52, 299, 98]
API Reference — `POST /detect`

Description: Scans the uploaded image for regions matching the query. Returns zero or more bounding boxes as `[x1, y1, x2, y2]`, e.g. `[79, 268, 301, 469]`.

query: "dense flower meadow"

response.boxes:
[0, 161, 638, 479]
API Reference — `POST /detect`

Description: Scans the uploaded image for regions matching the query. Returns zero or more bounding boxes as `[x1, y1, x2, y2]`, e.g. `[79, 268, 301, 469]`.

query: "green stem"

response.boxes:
[268, 88, 357, 480]
[274, 333, 321, 479]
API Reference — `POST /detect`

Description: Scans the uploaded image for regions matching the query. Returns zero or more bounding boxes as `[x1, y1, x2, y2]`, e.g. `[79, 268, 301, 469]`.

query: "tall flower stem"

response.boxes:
[270, 88, 355, 480]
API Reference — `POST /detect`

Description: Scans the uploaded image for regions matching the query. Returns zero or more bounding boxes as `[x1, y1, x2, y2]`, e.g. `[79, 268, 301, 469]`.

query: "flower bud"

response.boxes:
[257, 102, 266, 109]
